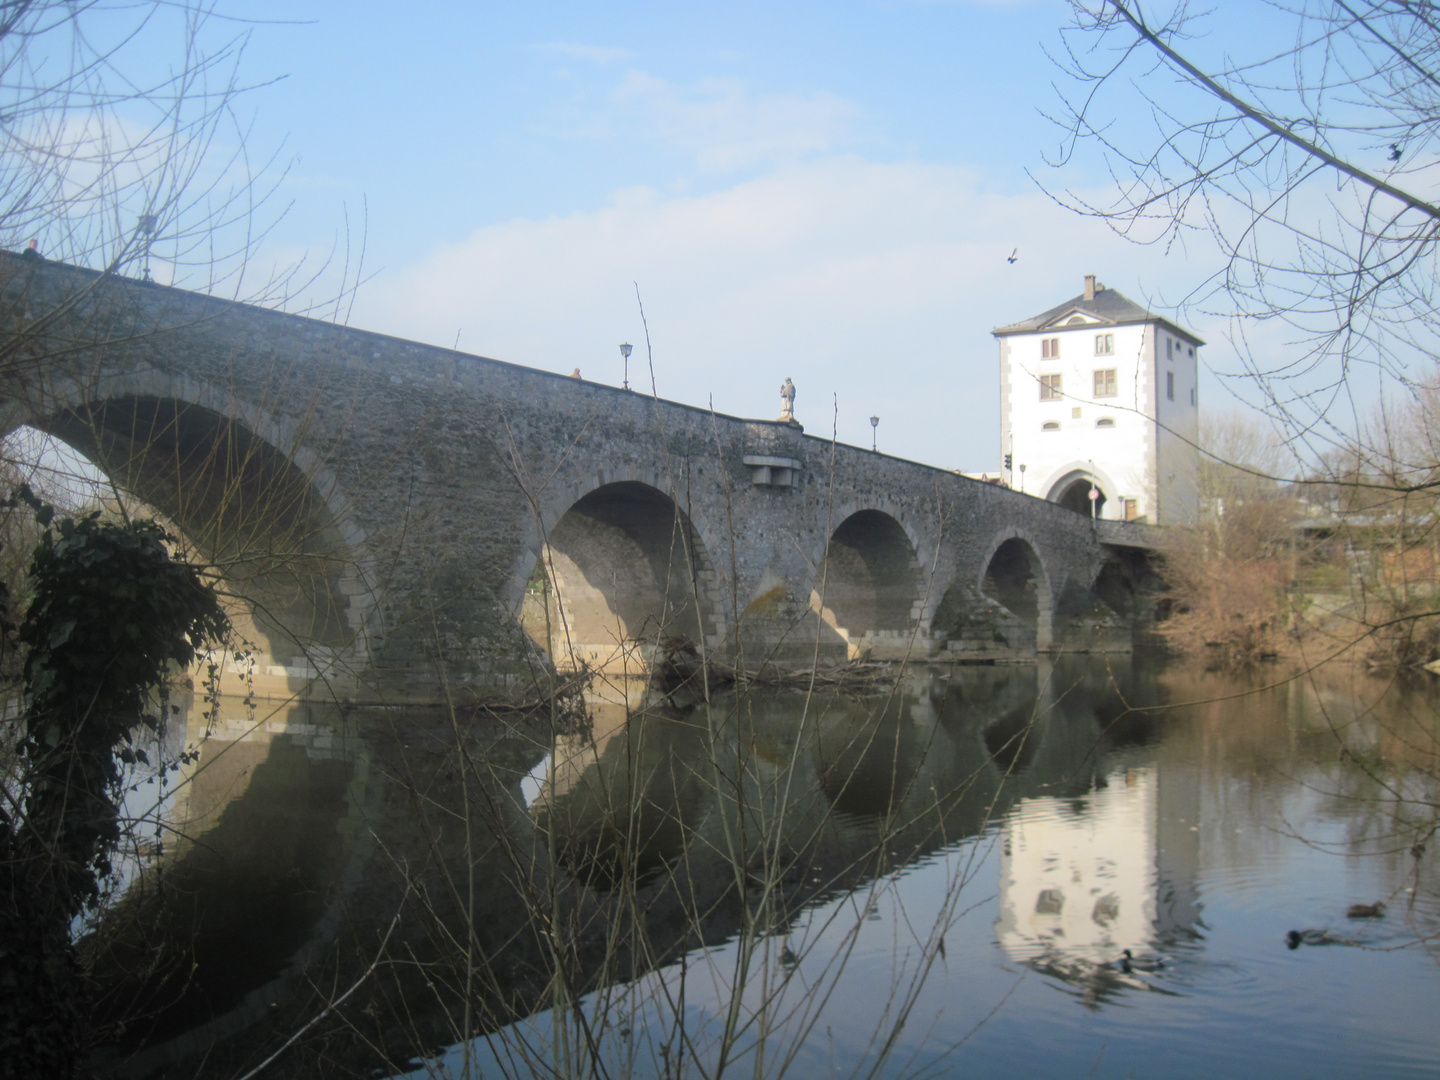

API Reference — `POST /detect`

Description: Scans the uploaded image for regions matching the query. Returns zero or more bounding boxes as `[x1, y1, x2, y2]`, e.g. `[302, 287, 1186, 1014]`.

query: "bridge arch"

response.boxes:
[811, 508, 924, 657]
[1091, 546, 1162, 624]
[531, 481, 721, 672]
[979, 532, 1054, 651]
[4, 382, 376, 692]
[1093, 557, 1135, 619]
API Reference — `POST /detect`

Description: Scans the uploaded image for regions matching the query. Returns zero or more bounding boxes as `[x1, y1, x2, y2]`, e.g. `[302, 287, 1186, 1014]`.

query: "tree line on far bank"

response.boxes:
[1160, 395, 1440, 671]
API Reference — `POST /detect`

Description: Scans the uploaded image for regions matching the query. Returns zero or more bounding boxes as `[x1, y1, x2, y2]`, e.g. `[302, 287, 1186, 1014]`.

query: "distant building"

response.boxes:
[993, 275, 1201, 524]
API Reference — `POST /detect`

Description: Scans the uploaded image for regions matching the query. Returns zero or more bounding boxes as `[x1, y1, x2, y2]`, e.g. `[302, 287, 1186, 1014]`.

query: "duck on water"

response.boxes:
[1118, 949, 1166, 974]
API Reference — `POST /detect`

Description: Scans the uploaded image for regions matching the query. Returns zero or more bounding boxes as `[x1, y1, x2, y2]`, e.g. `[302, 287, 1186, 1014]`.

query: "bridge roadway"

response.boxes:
[0, 254, 1162, 701]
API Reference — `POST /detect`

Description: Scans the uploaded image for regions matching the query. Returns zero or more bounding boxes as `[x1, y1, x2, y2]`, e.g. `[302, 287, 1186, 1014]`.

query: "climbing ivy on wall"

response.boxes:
[0, 487, 230, 1077]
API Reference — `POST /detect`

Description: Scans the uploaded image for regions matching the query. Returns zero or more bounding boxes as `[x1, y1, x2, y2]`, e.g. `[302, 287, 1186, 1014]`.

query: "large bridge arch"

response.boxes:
[529, 480, 722, 672]
[3, 382, 377, 694]
[978, 531, 1054, 651]
[1090, 545, 1164, 627]
[929, 527, 1063, 658]
[811, 508, 926, 658]
[507, 465, 729, 617]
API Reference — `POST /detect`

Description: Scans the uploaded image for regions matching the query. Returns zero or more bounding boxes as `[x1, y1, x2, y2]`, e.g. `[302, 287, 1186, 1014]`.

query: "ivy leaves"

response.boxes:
[0, 487, 231, 1073]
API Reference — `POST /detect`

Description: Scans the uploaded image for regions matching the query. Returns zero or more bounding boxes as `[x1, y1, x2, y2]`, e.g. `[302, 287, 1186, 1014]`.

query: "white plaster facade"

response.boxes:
[994, 276, 1200, 524]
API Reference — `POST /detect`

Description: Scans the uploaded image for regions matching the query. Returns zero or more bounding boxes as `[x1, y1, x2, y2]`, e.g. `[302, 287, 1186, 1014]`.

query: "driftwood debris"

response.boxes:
[651, 637, 903, 695]
[718, 659, 902, 692]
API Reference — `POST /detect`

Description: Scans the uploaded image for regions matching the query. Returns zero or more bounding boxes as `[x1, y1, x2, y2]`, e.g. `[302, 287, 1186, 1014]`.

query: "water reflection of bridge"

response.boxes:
[96, 657, 1201, 1076]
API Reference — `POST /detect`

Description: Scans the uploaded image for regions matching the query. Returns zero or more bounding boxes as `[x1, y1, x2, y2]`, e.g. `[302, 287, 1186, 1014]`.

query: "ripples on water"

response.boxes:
[93, 657, 1440, 1079]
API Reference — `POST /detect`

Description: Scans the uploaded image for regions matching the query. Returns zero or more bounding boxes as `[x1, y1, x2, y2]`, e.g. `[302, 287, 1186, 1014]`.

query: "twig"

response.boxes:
[234, 901, 408, 1080]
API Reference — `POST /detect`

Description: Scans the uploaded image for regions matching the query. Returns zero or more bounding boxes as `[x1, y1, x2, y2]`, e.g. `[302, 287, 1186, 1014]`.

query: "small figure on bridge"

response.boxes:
[20, 239, 40, 261]
[779, 377, 796, 422]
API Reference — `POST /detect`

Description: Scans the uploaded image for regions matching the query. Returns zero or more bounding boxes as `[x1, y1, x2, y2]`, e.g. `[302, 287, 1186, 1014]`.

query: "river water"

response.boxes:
[101, 655, 1440, 1079]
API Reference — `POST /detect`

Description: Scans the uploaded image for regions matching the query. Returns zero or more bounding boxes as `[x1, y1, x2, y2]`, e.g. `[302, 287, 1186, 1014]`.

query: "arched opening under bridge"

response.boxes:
[1093, 558, 1135, 618]
[535, 482, 717, 672]
[1092, 547, 1165, 638]
[981, 537, 1051, 651]
[9, 396, 365, 694]
[812, 509, 923, 659]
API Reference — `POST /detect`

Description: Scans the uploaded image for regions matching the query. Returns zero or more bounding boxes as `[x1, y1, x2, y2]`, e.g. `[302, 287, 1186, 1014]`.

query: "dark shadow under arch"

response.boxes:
[1093, 558, 1134, 617]
[982, 537, 1045, 627]
[1093, 547, 1165, 630]
[818, 509, 922, 637]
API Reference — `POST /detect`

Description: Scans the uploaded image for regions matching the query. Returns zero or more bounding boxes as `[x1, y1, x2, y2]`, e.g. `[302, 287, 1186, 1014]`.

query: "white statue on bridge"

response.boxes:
[779, 377, 796, 422]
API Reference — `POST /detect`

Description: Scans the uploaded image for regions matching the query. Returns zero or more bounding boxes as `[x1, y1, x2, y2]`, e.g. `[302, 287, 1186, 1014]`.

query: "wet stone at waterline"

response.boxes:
[86, 659, 1440, 1080]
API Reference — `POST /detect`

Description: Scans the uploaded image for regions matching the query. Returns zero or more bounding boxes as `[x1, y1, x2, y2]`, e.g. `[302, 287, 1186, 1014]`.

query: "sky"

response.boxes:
[131, 0, 1282, 470]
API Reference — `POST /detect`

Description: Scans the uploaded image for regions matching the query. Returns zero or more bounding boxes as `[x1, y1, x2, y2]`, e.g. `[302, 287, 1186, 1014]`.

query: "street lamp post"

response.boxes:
[619, 342, 633, 390]
[137, 213, 156, 282]
[870, 414, 879, 452]
[1019, 463, 1026, 493]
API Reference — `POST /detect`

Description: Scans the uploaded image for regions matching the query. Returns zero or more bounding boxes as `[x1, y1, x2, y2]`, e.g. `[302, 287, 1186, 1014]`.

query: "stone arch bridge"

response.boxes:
[0, 255, 1163, 701]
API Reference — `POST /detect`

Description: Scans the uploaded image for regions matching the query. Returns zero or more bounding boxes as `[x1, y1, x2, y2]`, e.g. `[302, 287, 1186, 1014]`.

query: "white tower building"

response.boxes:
[994, 275, 1201, 524]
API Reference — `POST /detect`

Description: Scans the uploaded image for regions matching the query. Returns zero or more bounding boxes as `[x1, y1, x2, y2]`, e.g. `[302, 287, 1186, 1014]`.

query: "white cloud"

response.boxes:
[356, 157, 1226, 470]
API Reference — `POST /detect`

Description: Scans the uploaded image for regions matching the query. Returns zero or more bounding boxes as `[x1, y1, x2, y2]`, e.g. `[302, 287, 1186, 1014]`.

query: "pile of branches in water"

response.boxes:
[650, 638, 902, 696]
[722, 659, 902, 692]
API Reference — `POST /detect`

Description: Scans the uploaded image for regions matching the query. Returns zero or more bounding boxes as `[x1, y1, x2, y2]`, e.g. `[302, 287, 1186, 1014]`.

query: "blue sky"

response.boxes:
[158, 0, 1266, 469]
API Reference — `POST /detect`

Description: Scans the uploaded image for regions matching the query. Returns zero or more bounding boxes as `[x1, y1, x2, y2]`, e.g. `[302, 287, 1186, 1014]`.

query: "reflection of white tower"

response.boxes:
[995, 767, 1158, 964]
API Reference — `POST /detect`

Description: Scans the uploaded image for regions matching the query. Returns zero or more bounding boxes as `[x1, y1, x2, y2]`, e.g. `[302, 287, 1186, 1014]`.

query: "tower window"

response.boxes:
[1094, 368, 1117, 397]
[1040, 374, 1063, 400]
[1095, 333, 1114, 355]
[1166, 371, 1175, 400]
[1096, 417, 1116, 428]
[1042, 421, 1060, 431]
[1041, 337, 1060, 359]
[1190, 387, 1197, 406]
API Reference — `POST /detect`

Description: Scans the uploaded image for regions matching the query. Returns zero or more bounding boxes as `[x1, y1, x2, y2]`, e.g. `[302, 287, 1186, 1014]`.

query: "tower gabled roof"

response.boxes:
[993, 281, 1204, 346]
